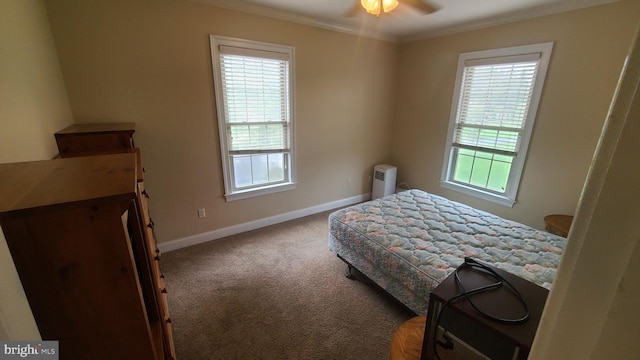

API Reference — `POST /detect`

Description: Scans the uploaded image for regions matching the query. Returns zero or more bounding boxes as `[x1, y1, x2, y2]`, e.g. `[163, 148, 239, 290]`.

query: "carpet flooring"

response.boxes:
[161, 211, 415, 359]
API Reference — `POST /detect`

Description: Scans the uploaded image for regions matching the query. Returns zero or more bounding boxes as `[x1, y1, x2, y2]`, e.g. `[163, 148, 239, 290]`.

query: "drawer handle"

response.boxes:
[161, 288, 168, 294]
[147, 222, 154, 230]
[141, 189, 150, 198]
[160, 273, 165, 279]
[154, 255, 161, 261]
[155, 248, 160, 254]
[166, 317, 172, 324]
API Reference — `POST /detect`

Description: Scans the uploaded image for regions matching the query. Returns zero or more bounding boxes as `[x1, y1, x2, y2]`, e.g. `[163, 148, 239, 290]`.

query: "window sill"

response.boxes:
[225, 182, 296, 202]
[440, 181, 515, 207]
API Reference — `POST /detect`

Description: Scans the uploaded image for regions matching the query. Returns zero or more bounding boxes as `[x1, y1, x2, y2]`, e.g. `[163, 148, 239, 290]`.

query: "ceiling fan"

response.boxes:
[347, 0, 439, 17]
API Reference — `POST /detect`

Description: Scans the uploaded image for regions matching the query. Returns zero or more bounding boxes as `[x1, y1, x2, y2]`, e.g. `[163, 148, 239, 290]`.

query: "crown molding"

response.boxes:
[186, 0, 398, 42]
[186, 0, 622, 44]
[400, 0, 624, 42]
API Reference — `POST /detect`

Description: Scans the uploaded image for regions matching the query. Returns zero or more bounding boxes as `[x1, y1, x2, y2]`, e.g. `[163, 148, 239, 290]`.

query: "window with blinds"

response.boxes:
[211, 36, 296, 201]
[441, 43, 553, 206]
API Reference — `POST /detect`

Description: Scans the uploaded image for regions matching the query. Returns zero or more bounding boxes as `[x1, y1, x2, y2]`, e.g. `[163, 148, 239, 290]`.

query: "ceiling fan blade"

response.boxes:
[345, 1, 362, 17]
[403, 0, 439, 14]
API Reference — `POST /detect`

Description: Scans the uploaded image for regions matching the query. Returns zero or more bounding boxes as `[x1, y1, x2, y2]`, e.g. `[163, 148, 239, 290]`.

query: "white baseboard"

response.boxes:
[158, 193, 371, 253]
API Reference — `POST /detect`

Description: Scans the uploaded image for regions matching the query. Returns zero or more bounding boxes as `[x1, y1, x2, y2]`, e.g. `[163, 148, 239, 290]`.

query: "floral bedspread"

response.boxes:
[328, 189, 566, 314]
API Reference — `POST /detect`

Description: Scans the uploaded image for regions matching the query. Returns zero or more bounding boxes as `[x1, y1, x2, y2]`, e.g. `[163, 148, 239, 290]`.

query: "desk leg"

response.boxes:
[421, 296, 438, 360]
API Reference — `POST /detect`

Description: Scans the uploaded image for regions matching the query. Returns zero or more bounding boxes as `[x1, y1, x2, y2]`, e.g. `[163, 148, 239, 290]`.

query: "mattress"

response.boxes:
[328, 189, 566, 314]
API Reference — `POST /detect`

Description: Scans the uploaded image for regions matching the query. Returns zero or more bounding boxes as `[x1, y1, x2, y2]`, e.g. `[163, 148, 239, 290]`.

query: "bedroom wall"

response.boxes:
[390, 0, 640, 229]
[0, 0, 72, 339]
[43, 0, 398, 244]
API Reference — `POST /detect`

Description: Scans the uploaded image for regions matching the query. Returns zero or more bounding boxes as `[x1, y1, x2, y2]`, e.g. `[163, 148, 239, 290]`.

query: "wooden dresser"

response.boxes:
[0, 124, 175, 359]
[54, 122, 137, 157]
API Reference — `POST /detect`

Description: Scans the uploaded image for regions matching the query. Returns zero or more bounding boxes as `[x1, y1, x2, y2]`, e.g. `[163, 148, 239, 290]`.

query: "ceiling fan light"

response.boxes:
[361, 0, 398, 16]
[361, 0, 381, 15]
[382, 0, 399, 13]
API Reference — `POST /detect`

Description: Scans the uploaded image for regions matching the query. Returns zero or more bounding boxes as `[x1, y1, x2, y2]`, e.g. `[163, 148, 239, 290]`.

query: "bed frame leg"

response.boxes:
[336, 254, 357, 280]
[345, 264, 356, 280]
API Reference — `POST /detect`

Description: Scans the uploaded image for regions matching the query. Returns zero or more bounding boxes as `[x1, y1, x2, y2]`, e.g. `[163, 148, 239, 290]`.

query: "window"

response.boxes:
[441, 43, 553, 206]
[210, 36, 295, 201]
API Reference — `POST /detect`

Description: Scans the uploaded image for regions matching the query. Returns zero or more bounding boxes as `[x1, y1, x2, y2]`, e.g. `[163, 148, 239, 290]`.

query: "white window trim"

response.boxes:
[210, 35, 296, 202]
[440, 42, 554, 207]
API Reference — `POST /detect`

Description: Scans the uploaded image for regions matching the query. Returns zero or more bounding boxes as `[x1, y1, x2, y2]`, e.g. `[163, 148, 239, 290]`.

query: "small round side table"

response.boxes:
[543, 214, 574, 237]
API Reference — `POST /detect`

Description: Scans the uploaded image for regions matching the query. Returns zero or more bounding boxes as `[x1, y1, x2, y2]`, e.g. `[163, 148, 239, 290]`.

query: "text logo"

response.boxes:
[0, 342, 58, 360]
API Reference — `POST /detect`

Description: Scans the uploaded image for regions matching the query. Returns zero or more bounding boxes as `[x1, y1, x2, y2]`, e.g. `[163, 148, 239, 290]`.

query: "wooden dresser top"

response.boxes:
[0, 153, 137, 217]
[55, 122, 136, 135]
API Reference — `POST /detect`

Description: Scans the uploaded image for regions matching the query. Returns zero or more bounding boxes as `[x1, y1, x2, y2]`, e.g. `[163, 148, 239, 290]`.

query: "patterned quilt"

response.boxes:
[328, 189, 566, 314]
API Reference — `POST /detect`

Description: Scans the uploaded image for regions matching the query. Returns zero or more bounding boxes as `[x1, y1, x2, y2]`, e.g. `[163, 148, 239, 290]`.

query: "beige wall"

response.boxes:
[0, 0, 72, 163]
[44, 0, 398, 243]
[391, 0, 640, 229]
[0, 0, 72, 340]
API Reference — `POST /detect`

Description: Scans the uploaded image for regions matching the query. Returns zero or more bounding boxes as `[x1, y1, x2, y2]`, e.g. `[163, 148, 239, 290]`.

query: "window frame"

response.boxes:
[210, 35, 296, 201]
[440, 42, 554, 207]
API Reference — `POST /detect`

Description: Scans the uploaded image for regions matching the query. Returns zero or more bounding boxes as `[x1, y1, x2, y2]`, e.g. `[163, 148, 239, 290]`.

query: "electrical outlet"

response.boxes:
[198, 208, 206, 218]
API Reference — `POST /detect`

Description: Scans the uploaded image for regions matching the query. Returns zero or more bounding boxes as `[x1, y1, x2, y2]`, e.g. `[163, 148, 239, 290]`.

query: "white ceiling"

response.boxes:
[189, 0, 621, 42]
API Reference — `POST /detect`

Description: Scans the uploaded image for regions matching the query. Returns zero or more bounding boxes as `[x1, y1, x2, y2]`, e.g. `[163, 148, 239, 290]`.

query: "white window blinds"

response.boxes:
[453, 54, 540, 157]
[219, 46, 291, 155]
[211, 36, 296, 200]
[441, 42, 553, 206]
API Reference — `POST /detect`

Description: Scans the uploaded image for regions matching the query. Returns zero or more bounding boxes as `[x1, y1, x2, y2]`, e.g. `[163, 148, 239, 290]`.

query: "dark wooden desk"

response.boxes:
[421, 262, 548, 360]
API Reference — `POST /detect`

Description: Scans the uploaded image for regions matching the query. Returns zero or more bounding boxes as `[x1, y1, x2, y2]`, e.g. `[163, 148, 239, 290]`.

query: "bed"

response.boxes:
[328, 189, 566, 315]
